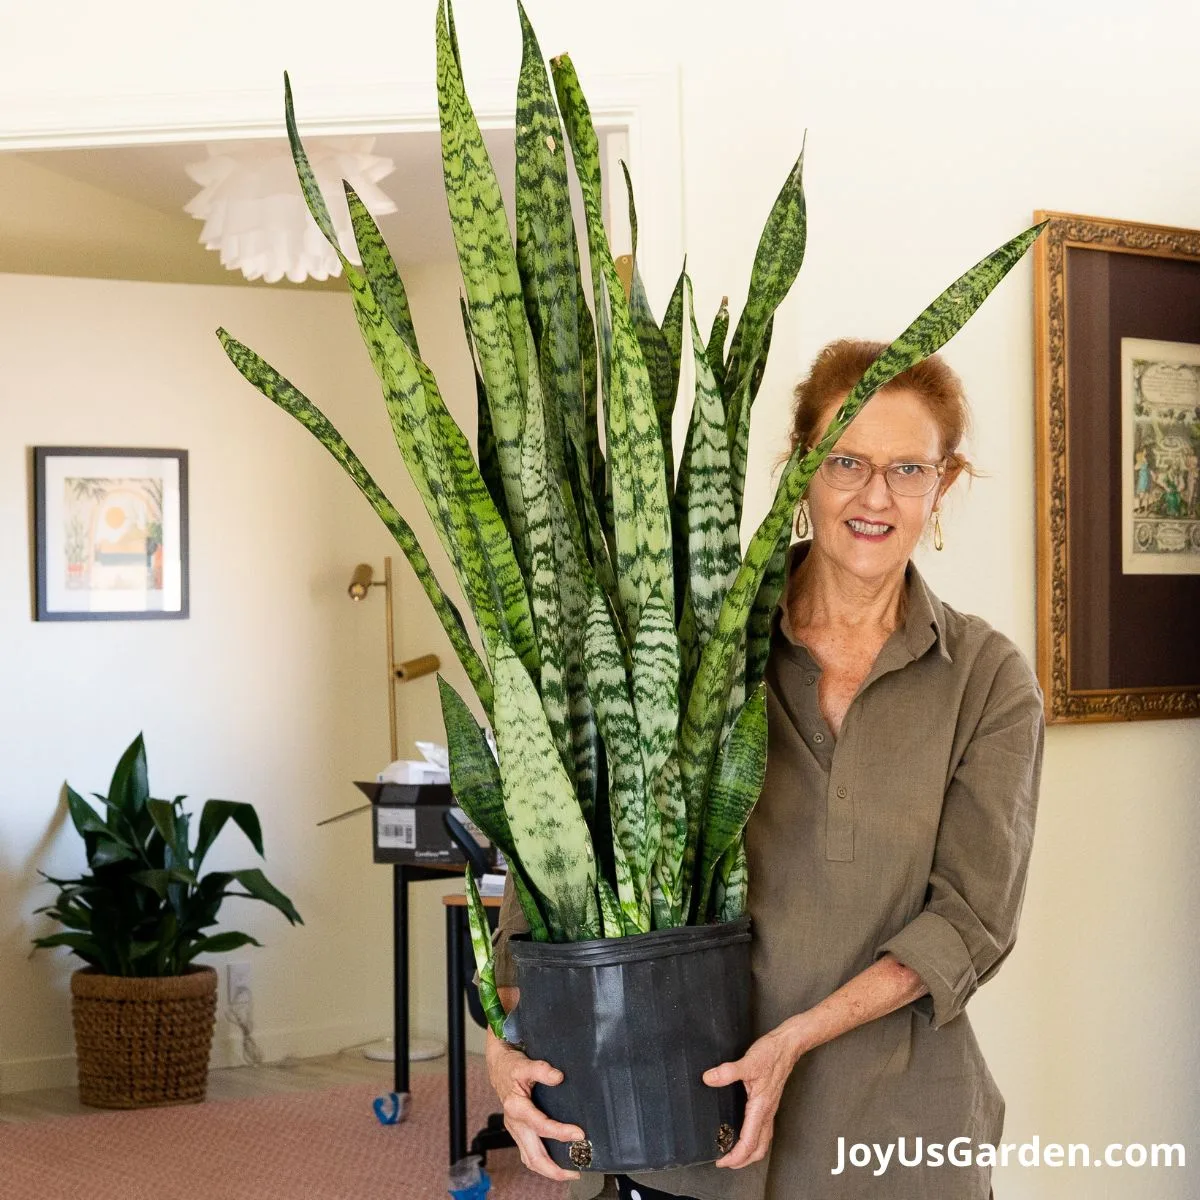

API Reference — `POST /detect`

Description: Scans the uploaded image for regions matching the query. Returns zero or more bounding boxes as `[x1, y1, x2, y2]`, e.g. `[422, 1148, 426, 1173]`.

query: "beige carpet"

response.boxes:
[0, 1063, 566, 1199]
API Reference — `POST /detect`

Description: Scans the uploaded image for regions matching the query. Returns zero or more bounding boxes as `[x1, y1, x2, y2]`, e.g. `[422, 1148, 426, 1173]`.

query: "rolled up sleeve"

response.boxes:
[473, 867, 530, 991]
[875, 644, 1045, 1030]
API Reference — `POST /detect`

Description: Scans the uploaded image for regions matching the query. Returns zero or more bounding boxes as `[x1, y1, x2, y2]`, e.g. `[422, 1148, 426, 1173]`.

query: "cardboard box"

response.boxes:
[352, 781, 494, 866]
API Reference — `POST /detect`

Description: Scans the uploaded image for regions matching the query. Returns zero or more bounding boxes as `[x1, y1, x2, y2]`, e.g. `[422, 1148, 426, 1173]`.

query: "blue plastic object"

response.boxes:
[373, 1092, 402, 1126]
[448, 1154, 491, 1198]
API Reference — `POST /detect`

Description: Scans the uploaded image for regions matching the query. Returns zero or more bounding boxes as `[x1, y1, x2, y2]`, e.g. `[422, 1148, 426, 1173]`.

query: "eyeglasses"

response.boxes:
[818, 454, 946, 497]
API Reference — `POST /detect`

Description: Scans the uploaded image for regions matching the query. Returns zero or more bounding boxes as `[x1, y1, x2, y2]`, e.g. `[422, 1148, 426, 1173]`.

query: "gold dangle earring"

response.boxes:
[933, 509, 944, 551]
[794, 501, 810, 539]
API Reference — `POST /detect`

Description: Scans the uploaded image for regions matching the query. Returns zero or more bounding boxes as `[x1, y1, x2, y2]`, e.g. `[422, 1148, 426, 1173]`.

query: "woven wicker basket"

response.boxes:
[70, 966, 218, 1109]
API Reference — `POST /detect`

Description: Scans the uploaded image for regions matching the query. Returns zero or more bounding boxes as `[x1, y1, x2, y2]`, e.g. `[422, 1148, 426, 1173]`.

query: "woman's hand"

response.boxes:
[702, 1019, 810, 1169]
[486, 1030, 586, 1182]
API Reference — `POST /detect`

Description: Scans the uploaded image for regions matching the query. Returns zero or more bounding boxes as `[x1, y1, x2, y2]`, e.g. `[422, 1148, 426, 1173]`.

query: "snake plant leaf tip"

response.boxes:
[216, 3, 1045, 1034]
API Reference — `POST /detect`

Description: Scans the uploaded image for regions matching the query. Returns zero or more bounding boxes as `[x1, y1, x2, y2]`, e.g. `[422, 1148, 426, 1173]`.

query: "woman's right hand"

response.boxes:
[486, 1028, 586, 1181]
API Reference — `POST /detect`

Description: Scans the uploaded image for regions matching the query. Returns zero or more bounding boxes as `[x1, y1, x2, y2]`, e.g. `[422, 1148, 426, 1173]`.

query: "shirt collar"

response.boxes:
[770, 539, 953, 666]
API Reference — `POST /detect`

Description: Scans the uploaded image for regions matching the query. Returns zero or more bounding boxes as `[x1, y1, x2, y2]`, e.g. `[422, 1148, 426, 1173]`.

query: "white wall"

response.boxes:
[0, 265, 489, 1094]
[1, 2, 1198, 1195]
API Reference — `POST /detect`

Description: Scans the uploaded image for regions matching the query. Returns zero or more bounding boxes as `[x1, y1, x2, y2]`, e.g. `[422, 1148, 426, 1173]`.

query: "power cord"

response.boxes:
[223, 990, 264, 1067]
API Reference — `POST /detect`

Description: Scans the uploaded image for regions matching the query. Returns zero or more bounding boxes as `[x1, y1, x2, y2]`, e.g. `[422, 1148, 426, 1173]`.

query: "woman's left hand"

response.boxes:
[702, 1019, 810, 1169]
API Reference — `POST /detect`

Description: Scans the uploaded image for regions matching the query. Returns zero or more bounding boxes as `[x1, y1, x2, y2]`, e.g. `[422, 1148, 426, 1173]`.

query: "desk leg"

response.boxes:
[393, 864, 410, 1099]
[446, 904, 467, 1165]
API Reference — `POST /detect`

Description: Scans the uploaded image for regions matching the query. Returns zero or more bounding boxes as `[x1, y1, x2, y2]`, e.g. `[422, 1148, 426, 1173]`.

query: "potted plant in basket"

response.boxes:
[215, 0, 1042, 1172]
[32, 733, 302, 1109]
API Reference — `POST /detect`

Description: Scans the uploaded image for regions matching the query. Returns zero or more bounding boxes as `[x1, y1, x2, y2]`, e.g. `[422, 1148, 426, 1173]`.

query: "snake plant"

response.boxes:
[217, 1, 1043, 1036]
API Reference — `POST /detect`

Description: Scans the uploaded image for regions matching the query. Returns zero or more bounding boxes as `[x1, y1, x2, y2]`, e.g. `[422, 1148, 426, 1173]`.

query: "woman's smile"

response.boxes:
[845, 517, 894, 540]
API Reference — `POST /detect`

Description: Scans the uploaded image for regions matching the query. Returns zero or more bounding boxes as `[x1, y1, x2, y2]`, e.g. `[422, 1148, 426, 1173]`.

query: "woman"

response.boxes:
[486, 339, 1046, 1200]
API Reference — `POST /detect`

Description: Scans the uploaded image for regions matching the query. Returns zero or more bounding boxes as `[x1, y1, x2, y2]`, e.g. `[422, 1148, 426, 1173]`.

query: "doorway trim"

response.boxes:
[0, 71, 685, 305]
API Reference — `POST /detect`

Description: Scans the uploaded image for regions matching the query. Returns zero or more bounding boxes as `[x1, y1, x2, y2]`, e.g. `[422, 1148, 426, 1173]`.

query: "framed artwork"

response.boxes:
[33, 447, 189, 622]
[1033, 211, 1200, 723]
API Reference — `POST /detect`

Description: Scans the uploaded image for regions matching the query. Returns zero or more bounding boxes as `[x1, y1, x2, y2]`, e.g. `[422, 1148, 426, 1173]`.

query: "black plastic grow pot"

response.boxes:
[510, 913, 752, 1174]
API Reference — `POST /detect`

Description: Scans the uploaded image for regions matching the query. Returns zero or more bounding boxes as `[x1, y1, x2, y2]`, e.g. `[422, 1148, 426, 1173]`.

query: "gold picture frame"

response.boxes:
[1033, 211, 1200, 723]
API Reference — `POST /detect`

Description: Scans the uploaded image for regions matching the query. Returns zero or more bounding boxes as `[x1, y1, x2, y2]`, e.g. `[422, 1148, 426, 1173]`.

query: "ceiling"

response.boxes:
[0, 127, 555, 291]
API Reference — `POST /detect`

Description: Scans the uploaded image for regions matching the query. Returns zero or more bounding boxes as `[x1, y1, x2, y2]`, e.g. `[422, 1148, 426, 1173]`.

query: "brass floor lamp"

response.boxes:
[347, 555, 444, 1070]
[348, 556, 441, 762]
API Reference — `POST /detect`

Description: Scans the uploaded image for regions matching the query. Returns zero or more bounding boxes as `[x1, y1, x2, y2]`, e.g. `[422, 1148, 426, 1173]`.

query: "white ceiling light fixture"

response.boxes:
[184, 137, 397, 284]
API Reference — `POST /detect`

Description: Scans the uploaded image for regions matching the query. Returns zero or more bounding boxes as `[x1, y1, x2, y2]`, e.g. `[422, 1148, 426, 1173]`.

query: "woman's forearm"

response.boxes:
[777, 953, 928, 1063]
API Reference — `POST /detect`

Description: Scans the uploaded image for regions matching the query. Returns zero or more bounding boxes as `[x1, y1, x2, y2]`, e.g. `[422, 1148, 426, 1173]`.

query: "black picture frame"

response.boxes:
[33, 446, 190, 622]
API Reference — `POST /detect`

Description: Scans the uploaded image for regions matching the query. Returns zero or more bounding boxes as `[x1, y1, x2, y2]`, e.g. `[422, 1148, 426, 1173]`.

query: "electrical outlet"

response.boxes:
[227, 961, 252, 1006]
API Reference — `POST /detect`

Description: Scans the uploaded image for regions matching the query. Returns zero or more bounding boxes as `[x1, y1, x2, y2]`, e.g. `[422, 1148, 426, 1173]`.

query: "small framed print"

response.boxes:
[33, 447, 189, 622]
[1120, 337, 1200, 574]
[1033, 211, 1200, 723]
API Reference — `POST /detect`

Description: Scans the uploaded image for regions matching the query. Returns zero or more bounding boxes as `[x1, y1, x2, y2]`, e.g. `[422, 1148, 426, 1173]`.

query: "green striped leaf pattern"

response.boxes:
[284, 77, 540, 686]
[339, 239, 540, 680]
[705, 297, 730, 393]
[597, 875, 625, 939]
[650, 753, 685, 927]
[714, 838, 748, 924]
[283, 73, 344, 262]
[745, 527, 790, 692]
[683, 277, 741, 652]
[217, 331, 493, 717]
[680, 221, 1046, 885]
[520, 354, 571, 771]
[437, 677, 548, 941]
[345, 183, 418, 354]
[514, 2, 589, 468]
[219, 15, 1046, 950]
[464, 870, 507, 1038]
[583, 589, 650, 934]
[437, 0, 530, 568]
[552, 54, 673, 634]
[695, 685, 768, 922]
[418, 358, 540, 677]
[493, 638, 599, 942]
[725, 148, 807, 518]
[510, 21, 604, 819]
[660, 269, 686, 492]
[462, 297, 511, 530]
[830, 222, 1047, 426]
[630, 593, 680, 787]
[622, 162, 678, 499]
[724, 148, 807, 404]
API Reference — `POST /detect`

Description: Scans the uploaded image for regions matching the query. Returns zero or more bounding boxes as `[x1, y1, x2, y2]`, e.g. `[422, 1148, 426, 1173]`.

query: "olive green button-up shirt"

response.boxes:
[492, 540, 1045, 1200]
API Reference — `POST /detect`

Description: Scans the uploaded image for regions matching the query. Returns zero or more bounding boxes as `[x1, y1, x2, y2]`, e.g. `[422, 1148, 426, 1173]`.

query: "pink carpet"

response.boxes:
[0, 1064, 568, 1199]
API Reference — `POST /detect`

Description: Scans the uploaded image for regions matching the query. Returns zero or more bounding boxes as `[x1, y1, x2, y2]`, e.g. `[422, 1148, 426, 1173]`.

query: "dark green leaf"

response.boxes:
[227, 869, 303, 926]
[183, 931, 263, 963]
[107, 733, 150, 817]
[146, 799, 179, 853]
[195, 800, 264, 868]
[66, 786, 109, 839]
[30, 931, 105, 965]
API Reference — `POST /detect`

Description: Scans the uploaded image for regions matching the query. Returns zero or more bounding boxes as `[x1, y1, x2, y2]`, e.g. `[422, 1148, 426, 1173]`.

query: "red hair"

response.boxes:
[786, 339, 980, 480]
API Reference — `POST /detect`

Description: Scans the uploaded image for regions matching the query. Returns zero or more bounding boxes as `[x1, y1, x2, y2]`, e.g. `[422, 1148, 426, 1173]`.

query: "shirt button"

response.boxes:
[805, 674, 816, 685]
[813, 732, 825, 744]
[836, 785, 847, 799]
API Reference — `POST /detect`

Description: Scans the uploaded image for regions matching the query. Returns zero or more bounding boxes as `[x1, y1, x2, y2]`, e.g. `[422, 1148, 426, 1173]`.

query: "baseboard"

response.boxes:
[0, 1053, 78, 1095]
[208, 1015, 388, 1070]
[0, 1017, 436, 1095]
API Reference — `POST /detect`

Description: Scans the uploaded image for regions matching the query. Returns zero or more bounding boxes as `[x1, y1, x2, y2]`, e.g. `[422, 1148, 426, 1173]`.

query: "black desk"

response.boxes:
[442, 891, 503, 1163]
[391, 862, 465, 1098]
